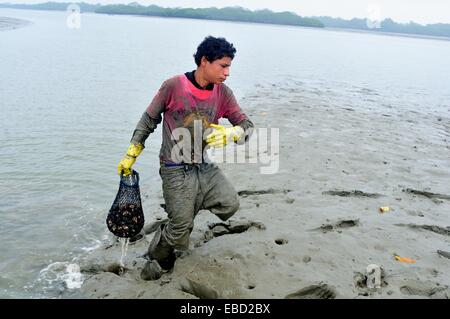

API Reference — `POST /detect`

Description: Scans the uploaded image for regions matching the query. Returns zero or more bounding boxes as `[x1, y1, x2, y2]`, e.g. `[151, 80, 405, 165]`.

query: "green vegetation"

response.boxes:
[0, 2, 323, 28]
[317, 16, 450, 38]
[0, 2, 100, 12]
[1, 2, 449, 38]
[96, 4, 324, 28]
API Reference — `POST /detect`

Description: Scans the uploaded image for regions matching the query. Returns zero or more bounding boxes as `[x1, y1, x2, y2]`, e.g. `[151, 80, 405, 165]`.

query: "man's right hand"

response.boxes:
[117, 143, 143, 176]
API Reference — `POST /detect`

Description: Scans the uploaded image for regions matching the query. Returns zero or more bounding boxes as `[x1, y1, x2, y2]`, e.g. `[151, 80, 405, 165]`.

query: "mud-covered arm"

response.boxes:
[130, 112, 162, 147]
[222, 89, 255, 144]
[234, 118, 254, 144]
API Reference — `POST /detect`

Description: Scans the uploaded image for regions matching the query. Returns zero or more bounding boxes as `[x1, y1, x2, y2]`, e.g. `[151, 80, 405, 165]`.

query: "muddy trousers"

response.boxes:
[147, 163, 240, 268]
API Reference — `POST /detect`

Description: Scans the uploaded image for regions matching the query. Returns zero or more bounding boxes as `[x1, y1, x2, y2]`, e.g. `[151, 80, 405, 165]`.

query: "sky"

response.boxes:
[3, 0, 450, 25]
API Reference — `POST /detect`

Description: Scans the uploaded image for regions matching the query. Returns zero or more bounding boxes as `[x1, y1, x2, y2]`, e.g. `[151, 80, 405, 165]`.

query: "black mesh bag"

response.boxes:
[106, 170, 144, 238]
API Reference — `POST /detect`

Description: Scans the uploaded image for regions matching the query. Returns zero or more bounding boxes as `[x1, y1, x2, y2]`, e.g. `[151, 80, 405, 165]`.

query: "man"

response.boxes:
[117, 36, 254, 280]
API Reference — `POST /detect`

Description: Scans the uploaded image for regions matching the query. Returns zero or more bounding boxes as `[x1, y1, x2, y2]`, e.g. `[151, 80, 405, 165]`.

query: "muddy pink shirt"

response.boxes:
[146, 74, 250, 163]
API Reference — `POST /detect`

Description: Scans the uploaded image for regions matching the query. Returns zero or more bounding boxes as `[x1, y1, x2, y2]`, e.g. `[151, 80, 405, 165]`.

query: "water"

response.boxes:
[1, 8, 449, 298]
[119, 238, 129, 270]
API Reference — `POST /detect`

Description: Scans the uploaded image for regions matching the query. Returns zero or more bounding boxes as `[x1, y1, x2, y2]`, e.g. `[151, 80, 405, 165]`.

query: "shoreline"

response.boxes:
[324, 26, 450, 42]
[1, 7, 449, 42]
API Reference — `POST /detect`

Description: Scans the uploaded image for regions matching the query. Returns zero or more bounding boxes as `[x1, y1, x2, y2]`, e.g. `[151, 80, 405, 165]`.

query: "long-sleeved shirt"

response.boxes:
[131, 72, 254, 164]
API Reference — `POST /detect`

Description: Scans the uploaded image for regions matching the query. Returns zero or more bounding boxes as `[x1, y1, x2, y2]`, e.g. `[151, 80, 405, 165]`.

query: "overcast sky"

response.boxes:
[3, 0, 450, 24]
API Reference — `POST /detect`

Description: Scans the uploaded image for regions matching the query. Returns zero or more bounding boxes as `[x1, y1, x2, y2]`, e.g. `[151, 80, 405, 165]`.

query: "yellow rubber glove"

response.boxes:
[206, 124, 244, 148]
[117, 143, 143, 176]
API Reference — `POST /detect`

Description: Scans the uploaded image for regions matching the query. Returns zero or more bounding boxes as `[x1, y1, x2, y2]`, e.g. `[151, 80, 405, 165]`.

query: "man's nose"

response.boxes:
[224, 67, 230, 77]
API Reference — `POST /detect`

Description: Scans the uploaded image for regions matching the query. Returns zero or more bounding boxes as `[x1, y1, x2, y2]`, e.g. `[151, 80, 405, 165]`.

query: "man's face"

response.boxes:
[202, 56, 232, 84]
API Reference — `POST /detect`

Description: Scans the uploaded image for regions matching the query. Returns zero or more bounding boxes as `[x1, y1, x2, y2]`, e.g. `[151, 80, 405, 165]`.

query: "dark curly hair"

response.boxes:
[194, 36, 236, 66]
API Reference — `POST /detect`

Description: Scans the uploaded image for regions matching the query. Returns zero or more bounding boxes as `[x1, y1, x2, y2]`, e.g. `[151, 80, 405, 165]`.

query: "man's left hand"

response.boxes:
[205, 124, 244, 148]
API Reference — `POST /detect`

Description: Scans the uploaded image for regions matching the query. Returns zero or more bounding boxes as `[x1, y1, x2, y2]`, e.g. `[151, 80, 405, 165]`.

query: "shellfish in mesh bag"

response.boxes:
[106, 170, 144, 238]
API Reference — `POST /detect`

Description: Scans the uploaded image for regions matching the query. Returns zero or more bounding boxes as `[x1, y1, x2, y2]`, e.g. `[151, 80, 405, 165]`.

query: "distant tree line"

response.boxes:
[95, 4, 324, 28]
[0, 2, 100, 12]
[1, 2, 449, 38]
[318, 16, 450, 38]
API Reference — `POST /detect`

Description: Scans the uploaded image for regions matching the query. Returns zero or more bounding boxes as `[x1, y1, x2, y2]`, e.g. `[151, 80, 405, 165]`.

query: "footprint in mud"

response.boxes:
[318, 219, 360, 233]
[322, 190, 382, 198]
[285, 283, 337, 299]
[238, 189, 291, 198]
[395, 223, 450, 237]
[180, 277, 220, 299]
[80, 262, 127, 276]
[437, 250, 450, 259]
[400, 280, 448, 298]
[195, 220, 266, 247]
[403, 188, 450, 201]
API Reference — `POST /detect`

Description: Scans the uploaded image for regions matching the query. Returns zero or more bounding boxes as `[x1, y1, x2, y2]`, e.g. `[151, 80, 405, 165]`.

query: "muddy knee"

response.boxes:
[216, 199, 239, 221]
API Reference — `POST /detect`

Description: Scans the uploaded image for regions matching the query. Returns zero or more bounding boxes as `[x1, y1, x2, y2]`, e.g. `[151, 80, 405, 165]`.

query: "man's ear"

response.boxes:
[200, 56, 208, 66]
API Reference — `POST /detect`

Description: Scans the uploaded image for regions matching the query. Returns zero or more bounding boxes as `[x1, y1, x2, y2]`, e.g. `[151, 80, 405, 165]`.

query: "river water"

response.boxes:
[0, 8, 449, 298]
